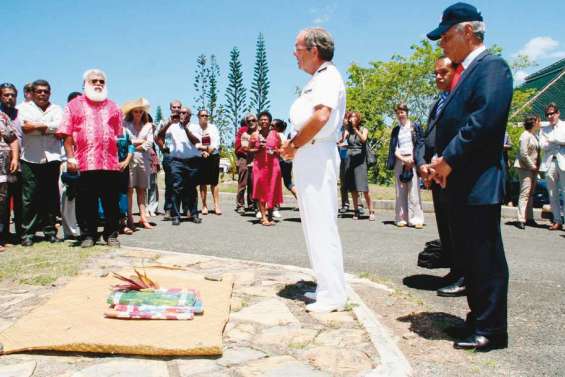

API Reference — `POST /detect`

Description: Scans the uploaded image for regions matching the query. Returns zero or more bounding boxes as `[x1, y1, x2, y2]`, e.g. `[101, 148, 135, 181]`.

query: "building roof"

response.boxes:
[520, 58, 565, 117]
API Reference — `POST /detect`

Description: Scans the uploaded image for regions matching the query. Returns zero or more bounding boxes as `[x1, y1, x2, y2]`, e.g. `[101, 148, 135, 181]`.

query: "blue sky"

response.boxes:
[2, 0, 564, 124]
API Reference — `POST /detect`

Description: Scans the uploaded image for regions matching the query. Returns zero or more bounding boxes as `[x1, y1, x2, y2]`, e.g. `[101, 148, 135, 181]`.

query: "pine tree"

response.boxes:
[207, 55, 220, 120]
[249, 33, 271, 113]
[193, 54, 209, 111]
[225, 47, 247, 139]
[154, 106, 163, 124]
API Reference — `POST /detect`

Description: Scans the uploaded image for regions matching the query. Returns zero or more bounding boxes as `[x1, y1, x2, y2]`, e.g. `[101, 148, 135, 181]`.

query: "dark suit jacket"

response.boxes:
[415, 98, 442, 167]
[435, 50, 513, 205]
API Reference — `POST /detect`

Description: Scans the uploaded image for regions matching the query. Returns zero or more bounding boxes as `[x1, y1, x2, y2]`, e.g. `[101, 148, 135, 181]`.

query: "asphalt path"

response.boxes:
[121, 194, 565, 376]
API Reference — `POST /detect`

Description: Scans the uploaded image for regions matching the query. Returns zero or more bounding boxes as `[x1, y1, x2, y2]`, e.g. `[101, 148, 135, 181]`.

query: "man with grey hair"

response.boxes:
[425, 3, 513, 351]
[281, 27, 347, 313]
[57, 69, 123, 248]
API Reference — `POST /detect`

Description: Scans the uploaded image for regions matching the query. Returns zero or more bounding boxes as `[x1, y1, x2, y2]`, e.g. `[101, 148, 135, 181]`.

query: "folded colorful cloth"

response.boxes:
[104, 308, 194, 320]
[107, 288, 203, 314]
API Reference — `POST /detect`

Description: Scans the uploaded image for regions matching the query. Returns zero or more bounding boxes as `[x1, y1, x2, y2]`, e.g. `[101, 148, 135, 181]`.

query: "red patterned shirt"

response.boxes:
[57, 95, 122, 171]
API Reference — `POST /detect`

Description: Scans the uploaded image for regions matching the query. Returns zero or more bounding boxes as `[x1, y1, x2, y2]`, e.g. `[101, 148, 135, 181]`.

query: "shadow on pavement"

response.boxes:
[277, 280, 316, 303]
[382, 220, 396, 226]
[403, 274, 447, 291]
[282, 217, 301, 223]
[397, 311, 464, 340]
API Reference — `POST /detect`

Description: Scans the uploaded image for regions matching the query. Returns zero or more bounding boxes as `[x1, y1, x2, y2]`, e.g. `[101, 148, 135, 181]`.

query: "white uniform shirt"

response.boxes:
[290, 61, 346, 142]
[192, 123, 220, 155]
[166, 123, 201, 159]
[18, 101, 63, 163]
[539, 119, 565, 171]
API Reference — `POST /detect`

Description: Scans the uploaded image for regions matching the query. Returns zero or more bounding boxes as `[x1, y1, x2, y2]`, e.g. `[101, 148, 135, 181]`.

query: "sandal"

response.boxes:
[352, 209, 360, 220]
[214, 208, 223, 215]
[260, 219, 273, 226]
[369, 211, 375, 221]
[140, 221, 153, 229]
[122, 227, 134, 235]
[201, 207, 209, 215]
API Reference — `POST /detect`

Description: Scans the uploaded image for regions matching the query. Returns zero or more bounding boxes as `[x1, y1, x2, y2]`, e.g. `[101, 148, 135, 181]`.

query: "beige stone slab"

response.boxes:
[230, 299, 298, 326]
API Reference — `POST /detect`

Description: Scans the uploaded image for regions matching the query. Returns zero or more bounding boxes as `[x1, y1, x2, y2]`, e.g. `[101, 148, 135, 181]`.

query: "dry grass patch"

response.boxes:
[0, 243, 109, 286]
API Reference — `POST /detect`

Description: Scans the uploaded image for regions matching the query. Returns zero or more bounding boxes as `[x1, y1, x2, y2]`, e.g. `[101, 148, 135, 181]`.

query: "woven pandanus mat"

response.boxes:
[0, 267, 233, 356]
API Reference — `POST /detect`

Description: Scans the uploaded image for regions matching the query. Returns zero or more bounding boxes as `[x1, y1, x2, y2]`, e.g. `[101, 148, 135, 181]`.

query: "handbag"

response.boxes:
[399, 165, 414, 183]
[366, 142, 377, 165]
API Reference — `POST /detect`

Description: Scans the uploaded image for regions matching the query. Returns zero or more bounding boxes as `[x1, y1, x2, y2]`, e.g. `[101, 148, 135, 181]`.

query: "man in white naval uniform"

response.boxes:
[281, 27, 347, 313]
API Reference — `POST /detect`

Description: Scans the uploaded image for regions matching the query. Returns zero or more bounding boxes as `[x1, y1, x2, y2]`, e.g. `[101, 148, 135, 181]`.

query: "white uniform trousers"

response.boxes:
[294, 141, 347, 307]
[393, 159, 424, 226]
[546, 159, 565, 224]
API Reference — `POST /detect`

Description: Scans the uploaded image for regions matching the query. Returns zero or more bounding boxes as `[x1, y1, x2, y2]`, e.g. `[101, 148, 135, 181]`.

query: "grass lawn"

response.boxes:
[0, 242, 109, 286]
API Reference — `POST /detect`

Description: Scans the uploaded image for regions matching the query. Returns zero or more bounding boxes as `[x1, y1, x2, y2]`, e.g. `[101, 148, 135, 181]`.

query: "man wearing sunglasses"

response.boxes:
[57, 69, 123, 248]
[540, 102, 565, 230]
[17, 80, 64, 246]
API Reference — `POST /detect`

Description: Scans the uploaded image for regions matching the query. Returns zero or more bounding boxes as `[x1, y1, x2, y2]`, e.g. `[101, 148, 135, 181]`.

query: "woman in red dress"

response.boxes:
[249, 111, 283, 226]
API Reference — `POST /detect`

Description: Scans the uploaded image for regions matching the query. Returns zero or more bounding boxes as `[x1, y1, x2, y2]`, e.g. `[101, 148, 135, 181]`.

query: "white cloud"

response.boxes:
[309, 3, 337, 25]
[514, 70, 529, 85]
[514, 36, 565, 61]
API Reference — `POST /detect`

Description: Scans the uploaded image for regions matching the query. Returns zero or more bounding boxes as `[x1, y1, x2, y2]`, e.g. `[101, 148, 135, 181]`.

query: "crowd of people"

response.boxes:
[0, 70, 229, 250]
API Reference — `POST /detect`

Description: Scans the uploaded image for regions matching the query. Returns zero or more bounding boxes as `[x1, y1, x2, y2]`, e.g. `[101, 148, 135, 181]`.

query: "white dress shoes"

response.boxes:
[305, 301, 345, 313]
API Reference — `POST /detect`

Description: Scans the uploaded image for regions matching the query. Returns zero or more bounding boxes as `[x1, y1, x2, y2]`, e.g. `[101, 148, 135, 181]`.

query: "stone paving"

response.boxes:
[0, 247, 384, 377]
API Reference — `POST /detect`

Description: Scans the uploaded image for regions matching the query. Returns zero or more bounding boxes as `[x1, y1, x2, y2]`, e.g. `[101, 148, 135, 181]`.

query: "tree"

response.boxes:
[225, 47, 247, 140]
[249, 33, 271, 112]
[193, 54, 209, 111]
[208, 55, 220, 119]
[347, 40, 442, 184]
[154, 106, 163, 124]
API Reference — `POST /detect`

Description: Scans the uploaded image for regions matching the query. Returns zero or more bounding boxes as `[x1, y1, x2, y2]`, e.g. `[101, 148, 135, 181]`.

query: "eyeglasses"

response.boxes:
[294, 46, 312, 53]
[199, 115, 209, 118]
[90, 79, 105, 85]
[180, 111, 192, 115]
[247, 118, 257, 123]
[34, 89, 50, 94]
[546, 111, 557, 117]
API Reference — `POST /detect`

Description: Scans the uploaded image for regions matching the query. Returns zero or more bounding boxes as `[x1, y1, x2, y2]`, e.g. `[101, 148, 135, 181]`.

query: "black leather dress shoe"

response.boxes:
[437, 277, 466, 297]
[192, 216, 202, 224]
[454, 333, 508, 351]
[172, 217, 181, 226]
[516, 222, 526, 230]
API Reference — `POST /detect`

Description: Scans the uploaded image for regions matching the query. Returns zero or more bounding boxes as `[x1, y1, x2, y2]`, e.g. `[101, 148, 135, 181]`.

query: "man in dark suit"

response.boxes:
[415, 56, 465, 297]
[425, 2, 513, 351]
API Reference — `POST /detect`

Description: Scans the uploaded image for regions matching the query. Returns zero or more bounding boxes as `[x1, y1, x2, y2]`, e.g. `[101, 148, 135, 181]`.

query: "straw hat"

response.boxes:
[122, 97, 151, 116]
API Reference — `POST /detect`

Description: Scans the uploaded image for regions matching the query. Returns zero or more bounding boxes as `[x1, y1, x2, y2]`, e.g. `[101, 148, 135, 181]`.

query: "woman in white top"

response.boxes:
[122, 98, 154, 229]
[386, 103, 424, 228]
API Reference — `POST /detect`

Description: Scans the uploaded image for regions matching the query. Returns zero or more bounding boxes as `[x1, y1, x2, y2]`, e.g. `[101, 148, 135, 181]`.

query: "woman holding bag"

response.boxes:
[386, 103, 424, 228]
[341, 111, 375, 220]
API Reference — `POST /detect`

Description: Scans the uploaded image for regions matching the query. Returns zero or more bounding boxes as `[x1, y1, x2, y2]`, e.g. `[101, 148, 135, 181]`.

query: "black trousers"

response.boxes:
[448, 203, 509, 336]
[21, 160, 61, 239]
[77, 170, 120, 239]
[431, 183, 462, 278]
[170, 157, 200, 218]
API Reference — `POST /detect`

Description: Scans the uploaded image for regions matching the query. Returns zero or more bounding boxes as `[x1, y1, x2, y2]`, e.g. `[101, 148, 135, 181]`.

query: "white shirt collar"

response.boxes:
[313, 61, 333, 77]
[462, 45, 487, 70]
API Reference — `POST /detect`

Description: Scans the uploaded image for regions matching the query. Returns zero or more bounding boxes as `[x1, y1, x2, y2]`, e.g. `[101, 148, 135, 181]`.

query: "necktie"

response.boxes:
[434, 92, 448, 119]
[450, 64, 465, 91]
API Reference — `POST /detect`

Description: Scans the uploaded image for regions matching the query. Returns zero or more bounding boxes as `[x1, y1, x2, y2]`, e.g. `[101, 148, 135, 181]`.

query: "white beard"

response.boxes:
[84, 83, 108, 102]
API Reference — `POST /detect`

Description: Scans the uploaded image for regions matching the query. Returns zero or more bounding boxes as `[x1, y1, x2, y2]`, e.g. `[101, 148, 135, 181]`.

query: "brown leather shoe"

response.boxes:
[549, 223, 563, 231]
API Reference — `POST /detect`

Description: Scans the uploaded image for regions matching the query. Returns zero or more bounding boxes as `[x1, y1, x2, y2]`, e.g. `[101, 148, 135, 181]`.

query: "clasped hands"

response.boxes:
[418, 156, 452, 189]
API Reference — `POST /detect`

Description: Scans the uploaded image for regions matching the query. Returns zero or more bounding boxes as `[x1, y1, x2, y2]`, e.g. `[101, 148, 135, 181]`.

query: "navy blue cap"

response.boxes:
[427, 2, 483, 41]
